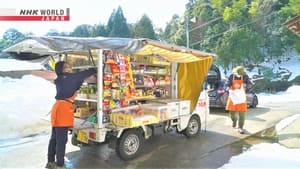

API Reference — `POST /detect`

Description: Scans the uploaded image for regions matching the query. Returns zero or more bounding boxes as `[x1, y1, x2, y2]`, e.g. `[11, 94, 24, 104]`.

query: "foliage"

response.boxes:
[71, 24, 94, 37]
[0, 29, 25, 58]
[160, 0, 300, 72]
[134, 14, 157, 40]
[296, 39, 300, 53]
[280, 0, 300, 15]
[93, 24, 108, 37]
[46, 29, 70, 36]
[161, 15, 186, 46]
[0, 0, 299, 69]
[215, 27, 263, 68]
[107, 6, 131, 38]
[223, 0, 247, 23]
[0, 39, 10, 58]
[291, 75, 300, 85]
[2, 28, 25, 44]
[253, 78, 290, 93]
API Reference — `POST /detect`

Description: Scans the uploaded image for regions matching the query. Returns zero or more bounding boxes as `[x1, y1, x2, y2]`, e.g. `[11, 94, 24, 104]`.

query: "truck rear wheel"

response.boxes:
[184, 115, 201, 138]
[116, 129, 144, 161]
[71, 133, 79, 146]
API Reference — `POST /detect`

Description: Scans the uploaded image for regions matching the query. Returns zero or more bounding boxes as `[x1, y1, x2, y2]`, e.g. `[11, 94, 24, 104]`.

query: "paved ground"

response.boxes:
[277, 116, 300, 148]
[62, 104, 299, 169]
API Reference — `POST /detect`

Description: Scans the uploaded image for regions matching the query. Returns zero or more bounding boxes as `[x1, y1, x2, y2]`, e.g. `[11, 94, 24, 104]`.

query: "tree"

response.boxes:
[92, 24, 108, 37]
[2, 28, 25, 44]
[134, 14, 157, 40]
[46, 29, 60, 36]
[107, 6, 130, 38]
[0, 39, 10, 58]
[280, 0, 300, 15]
[280, 0, 300, 55]
[46, 29, 70, 36]
[161, 14, 186, 46]
[215, 27, 263, 69]
[222, 0, 248, 23]
[71, 24, 93, 37]
[107, 9, 116, 33]
[0, 28, 24, 58]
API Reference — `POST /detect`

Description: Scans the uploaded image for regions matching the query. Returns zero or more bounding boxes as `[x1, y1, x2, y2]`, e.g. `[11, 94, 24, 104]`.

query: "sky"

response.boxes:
[0, 58, 300, 168]
[0, 0, 188, 37]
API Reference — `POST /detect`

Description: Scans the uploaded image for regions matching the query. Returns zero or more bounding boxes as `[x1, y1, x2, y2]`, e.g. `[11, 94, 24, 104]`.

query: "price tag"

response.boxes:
[77, 130, 88, 144]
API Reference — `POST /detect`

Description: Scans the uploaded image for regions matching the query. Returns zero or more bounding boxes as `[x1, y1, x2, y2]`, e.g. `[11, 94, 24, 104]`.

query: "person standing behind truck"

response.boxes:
[46, 61, 96, 169]
[225, 66, 252, 134]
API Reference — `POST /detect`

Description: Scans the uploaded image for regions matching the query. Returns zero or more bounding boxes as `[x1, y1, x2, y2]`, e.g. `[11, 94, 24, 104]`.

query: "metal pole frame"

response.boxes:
[97, 49, 103, 128]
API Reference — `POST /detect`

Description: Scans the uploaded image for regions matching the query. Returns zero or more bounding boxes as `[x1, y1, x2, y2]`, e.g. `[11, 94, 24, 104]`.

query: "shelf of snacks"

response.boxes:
[101, 50, 135, 123]
[73, 50, 173, 125]
[76, 83, 97, 100]
[74, 101, 97, 119]
[131, 65, 170, 75]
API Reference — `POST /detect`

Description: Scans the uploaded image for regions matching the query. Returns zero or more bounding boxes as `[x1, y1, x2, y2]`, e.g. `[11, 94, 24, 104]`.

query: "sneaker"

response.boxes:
[45, 162, 56, 169]
[238, 128, 245, 134]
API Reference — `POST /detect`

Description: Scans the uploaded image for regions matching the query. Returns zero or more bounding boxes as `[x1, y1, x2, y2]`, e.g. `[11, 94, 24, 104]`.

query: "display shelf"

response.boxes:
[134, 84, 170, 88]
[132, 72, 170, 76]
[110, 105, 139, 113]
[132, 62, 170, 67]
[129, 96, 156, 101]
[75, 97, 98, 102]
[72, 65, 97, 69]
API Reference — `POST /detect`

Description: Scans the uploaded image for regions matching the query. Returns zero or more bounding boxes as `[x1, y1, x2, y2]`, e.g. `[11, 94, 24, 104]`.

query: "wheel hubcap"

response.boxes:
[124, 134, 139, 155]
[188, 119, 199, 135]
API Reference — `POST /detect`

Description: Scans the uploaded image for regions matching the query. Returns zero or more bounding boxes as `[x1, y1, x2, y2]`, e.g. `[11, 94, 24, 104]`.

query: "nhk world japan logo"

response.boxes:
[0, 8, 70, 21]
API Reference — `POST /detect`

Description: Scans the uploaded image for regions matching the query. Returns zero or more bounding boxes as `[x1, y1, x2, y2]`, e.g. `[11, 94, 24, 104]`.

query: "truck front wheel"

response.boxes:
[116, 129, 144, 161]
[184, 115, 201, 138]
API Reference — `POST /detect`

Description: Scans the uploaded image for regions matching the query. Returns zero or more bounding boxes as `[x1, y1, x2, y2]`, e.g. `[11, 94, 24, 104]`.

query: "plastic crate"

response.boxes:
[110, 112, 159, 128]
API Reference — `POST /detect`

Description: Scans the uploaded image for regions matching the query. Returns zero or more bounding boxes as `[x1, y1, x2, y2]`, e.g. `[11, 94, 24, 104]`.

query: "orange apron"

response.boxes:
[51, 93, 77, 127]
[226, 77, 247, 112]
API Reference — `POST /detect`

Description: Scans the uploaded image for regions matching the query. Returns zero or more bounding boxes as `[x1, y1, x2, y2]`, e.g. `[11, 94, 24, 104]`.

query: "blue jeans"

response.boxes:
[47, 127, 69, 167]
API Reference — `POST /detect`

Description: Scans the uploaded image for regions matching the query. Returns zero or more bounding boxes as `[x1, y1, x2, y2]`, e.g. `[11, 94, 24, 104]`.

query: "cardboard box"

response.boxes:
[74, 107, 91, 118]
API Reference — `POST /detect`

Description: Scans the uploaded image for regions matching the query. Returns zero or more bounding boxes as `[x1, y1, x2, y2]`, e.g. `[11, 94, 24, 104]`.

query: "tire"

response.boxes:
[71, 134, 79, 146]
[184, 115, 201, 138]
[116, 129, 144, 161]
[250, 95, 258, 108]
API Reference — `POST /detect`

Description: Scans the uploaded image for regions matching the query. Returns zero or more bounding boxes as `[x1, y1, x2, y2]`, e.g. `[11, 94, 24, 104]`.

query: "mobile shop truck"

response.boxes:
[4, 36, 214, 160]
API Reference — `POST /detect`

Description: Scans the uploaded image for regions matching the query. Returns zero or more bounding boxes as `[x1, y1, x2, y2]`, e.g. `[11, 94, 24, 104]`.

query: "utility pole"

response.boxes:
[186, 15, 190, 48]
[185, 2, 192, 48]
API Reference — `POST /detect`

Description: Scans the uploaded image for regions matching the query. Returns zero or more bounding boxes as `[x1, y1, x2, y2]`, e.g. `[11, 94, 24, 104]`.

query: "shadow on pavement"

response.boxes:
[66, 130, 244, 169]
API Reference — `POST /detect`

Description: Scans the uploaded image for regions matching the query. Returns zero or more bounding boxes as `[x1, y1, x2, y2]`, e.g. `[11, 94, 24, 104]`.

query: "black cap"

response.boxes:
[55, 61, 65, 75]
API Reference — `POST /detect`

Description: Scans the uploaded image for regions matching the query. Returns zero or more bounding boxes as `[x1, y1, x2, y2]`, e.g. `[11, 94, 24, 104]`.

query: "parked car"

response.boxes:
[204, 64, 258, 108]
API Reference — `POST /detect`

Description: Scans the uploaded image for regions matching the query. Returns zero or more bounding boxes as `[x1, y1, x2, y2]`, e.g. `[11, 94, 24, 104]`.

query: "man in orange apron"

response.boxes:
[226, 66, 252, 134]
[46, 61, 96, 169]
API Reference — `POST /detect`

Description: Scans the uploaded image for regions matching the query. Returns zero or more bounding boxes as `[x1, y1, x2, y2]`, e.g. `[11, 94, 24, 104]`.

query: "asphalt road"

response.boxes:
[65, 101, 298, 169]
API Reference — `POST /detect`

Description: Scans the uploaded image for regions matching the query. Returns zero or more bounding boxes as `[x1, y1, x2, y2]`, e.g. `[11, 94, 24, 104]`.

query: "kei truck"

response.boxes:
[3, 36, 215, 160]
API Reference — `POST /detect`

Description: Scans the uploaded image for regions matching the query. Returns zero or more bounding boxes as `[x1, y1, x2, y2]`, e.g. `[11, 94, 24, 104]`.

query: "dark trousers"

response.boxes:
[47, 127, 69, 167]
